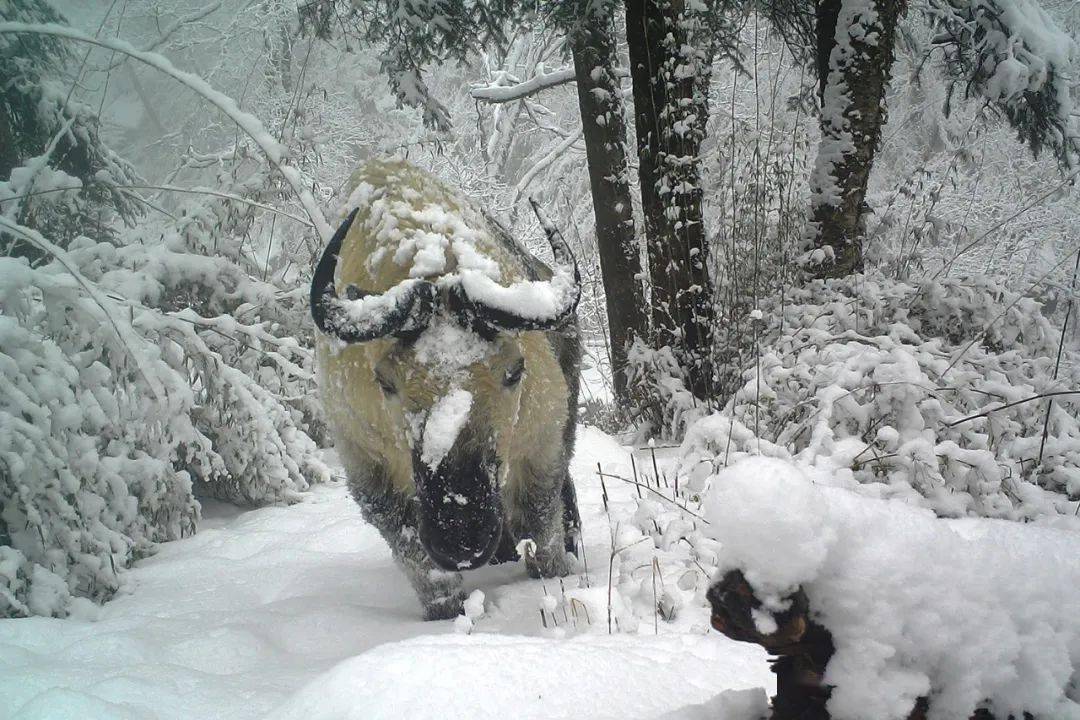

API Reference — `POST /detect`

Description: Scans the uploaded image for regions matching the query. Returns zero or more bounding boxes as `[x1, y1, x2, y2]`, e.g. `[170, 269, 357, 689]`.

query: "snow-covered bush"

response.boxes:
[609, 273, 1078, 650]
[0, 252, 198, 617]
[625, 340, 713, 440]
[0, 199, 331, 617]
[682, 273, 1079, 520]
[0, 5, 330, 617]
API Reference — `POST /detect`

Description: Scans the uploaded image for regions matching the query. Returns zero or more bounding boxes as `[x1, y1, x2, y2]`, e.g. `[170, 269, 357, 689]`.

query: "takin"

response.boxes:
[310, 159, 582, 620]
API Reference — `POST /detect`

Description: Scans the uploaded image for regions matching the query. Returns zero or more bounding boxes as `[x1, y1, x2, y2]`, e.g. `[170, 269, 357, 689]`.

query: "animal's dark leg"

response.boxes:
[489, 522, 521, 565]
[519, 468, 574, 579]
[561, 473, 581, 557]
[351, 485, 465, 620]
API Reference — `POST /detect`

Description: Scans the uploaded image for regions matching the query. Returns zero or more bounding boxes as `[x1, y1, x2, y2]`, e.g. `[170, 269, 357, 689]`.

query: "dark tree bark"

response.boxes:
[624, 0, 716, 399]
[568, 7, 648, 403]
[806, 0, 906, 279]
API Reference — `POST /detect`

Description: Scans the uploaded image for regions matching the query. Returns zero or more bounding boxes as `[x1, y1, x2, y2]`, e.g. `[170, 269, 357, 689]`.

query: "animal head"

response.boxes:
[312, 159, 579, 571]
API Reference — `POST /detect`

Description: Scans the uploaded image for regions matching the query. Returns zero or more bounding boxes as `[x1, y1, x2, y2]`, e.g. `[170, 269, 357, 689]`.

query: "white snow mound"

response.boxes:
[269, 633, 768, 720]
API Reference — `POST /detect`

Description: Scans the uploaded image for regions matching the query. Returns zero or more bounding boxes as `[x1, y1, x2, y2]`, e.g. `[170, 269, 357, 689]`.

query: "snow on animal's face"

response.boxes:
[319, 318, 567, 571]
[373, 322, 527, 463]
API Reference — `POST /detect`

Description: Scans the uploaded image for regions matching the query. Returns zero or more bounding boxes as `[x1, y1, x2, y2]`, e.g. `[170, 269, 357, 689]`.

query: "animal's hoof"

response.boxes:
[423, 591, 466, 621]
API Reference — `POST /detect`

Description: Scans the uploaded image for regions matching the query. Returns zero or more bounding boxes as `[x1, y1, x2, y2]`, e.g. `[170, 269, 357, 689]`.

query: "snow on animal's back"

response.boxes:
[335, 159, 534, 292]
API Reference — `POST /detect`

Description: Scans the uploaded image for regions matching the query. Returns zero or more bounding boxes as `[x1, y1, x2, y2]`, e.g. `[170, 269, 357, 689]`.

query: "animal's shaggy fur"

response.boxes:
[316, 160, 580, 619]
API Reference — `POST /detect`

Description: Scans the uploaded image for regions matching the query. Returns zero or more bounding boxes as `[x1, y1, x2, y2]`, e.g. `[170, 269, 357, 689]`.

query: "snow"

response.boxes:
[0, 428, 774, 720]
[463, 588, 485, 619]
[270, 634, 766, 720]
[346, 171, 502, 283]
[420, 388, 474, 470]
[412, 321, 492, 374]
[705, 456, 1080, 720]
[656, 688, 769, 720]
[457, 266, 579, 321]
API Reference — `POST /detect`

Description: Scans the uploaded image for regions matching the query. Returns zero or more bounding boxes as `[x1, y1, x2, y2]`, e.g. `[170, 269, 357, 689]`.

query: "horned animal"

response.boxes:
[311, 159, 582, 620]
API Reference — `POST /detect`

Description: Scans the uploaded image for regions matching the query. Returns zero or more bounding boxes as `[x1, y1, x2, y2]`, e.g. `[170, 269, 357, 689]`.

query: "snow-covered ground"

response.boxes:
[0, 426, 772, 720]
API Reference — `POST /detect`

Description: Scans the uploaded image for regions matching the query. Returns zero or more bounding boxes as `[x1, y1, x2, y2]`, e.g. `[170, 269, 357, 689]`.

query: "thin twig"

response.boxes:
[945, 391, 1080, 427]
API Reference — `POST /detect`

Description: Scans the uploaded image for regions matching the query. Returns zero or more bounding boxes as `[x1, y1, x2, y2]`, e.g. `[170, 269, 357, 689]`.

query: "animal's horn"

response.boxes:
[311, 209, 437, 342]
[449, 199, 580, 335]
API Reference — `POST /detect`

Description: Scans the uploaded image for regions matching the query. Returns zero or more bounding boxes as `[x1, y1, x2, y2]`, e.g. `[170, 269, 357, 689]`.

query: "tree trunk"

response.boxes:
[806, 0, 906, 279]
[570, 11, 643, 405]
[569, 9, 648, 404]
[624, 0, 716, 400]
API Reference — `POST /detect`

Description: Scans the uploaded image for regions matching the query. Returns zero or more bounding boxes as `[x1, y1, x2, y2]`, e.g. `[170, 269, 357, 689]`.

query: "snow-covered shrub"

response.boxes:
[608, 273, 1078, 644]
[0, 204, 331, 617]
[0, 7, 331, 616]
[0, 252, 198, 617]
[626, 339, 717, 440]
[681, 273, 1079, 520]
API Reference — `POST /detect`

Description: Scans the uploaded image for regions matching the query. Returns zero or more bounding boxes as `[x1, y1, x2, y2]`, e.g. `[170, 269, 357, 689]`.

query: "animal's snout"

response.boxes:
[413, 440, 503, 571]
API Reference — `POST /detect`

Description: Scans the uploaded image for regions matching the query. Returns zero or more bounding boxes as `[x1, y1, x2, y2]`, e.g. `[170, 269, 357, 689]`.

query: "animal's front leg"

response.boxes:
[518, 473, 574, 579]
[392, 524, 467, 620]
[354, 489, 466, 620]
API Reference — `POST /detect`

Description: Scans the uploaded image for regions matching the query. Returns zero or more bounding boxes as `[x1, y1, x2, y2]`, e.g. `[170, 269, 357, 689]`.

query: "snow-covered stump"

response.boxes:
[701, 458, 1080, 720]
[707, 570, 1038, 720]
[708, 570, 833, 720]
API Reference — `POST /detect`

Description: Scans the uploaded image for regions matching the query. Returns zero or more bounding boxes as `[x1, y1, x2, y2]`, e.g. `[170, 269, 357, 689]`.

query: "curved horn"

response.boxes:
[449, 199, 580, 336]
[311, 209, 437, 343]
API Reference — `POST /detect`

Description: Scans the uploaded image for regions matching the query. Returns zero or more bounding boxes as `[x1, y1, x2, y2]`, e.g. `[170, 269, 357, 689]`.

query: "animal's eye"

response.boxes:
[376, 375, 397, 396]
[503, 361, 525, 387]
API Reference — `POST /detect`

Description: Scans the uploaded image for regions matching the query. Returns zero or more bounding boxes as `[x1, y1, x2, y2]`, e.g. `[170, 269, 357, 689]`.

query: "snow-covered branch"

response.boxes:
[0, 215, 166, 401]
[471, 66, 628, 104]
[513, 127, 583, 203]
[0, 22, 331, 244]
[103, 1, 225, 72]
